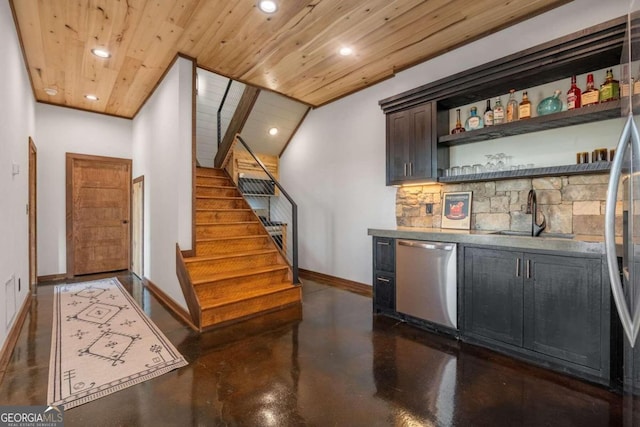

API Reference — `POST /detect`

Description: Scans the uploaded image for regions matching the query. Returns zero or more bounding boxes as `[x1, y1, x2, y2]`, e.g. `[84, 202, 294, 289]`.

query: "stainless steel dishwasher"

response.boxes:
[395, 240, 457, 330]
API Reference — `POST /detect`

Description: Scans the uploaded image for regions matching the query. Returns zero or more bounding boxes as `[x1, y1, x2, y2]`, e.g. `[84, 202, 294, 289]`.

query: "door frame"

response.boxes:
[66, 153, 132, 278]
[28, 137, 37, 292]
[132, 176, 144, 279]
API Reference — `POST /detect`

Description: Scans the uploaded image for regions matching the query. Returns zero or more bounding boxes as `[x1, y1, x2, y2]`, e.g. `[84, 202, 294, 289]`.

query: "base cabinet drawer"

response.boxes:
[374, 273, 395, 313]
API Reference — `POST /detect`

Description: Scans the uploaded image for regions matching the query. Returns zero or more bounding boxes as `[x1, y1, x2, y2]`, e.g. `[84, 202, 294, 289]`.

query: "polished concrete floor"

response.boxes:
[0, 272, 623, 426]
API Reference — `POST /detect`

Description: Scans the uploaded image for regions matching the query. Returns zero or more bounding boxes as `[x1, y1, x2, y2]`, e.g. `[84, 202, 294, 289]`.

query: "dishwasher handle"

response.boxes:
[397, 239, 455, 251]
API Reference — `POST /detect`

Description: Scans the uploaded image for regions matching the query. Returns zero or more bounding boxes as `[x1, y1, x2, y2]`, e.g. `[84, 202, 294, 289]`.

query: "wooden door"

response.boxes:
[66, 154, 131, 277]
[131, 176, 144, 279]
[523, 253, 603, 369]
[463, 247, 524, 347]
[28, 138, 37, 291]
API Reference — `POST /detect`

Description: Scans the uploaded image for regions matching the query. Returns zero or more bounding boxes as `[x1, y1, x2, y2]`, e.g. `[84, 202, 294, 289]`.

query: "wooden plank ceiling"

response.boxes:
[11, 0, 570, 118]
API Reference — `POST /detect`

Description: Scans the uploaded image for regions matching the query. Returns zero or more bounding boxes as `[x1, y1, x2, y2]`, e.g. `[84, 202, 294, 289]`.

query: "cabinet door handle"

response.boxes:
[404, 163, 408, 176]
[377, 277, 390, 283]
[525, 259, 531, 279]
[515, 257, 520, 277]
[376, 241, 390, 246]
[409, 162, 413, 176]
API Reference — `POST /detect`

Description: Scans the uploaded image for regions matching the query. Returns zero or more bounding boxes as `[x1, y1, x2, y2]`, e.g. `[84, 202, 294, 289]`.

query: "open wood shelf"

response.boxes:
[437, 161, 611, 183]
[438, 100, 622, 146]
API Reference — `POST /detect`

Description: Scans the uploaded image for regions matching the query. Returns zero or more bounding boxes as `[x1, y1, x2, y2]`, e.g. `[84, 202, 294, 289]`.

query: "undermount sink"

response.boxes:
[490, 230, 575, 239]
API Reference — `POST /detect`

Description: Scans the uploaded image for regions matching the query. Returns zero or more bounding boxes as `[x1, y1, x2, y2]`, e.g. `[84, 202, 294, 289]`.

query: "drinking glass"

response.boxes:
[450, 166, 460, 176]
[462, 165, 472, 175]
[473, 164, 484, 174]
[485, 154, 495, 171]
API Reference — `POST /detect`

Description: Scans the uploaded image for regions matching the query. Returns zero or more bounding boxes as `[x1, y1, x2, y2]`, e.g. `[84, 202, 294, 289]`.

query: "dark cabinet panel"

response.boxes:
[462, 245, 609, 383]
[373, 237, 395, 313]
[386, 103, 439, 185]
[374, 273, 395, 312]
[523, 253, 602, 369]
[387, 111, 410, 184]
[374, 237, 395, 273]
[464, 247, 523, 346]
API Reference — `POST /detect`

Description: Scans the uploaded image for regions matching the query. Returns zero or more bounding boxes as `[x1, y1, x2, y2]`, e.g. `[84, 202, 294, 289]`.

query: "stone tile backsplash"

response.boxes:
[396, 174, 622, 235]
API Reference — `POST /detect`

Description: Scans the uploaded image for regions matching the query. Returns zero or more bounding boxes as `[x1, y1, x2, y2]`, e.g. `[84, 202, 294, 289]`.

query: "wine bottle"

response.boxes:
[483, 99, 494, 126]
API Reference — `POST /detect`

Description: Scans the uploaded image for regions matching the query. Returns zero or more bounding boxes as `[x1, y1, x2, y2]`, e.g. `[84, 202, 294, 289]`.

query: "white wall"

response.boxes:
[35, 104, 133, 276]
[0, 0, 36, 352]
[280, 0, 637, 285]
[132, 57, 193, 309]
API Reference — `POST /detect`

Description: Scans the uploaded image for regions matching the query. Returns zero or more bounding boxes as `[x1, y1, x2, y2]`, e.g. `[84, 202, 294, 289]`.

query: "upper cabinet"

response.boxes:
[386, 103, 447, 185]
[379, 15, 633, 186]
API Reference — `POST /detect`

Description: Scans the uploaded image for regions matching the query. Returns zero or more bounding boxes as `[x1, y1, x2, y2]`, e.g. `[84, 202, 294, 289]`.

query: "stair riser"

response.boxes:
[196, 223, 265, 239]
[196, 176, 232, 187]
[200, 287, 301, 327]
[186, 253, 281, 277]
[197, 238, 272, 256]
[196, 210, 256, 223]
[197, 198, 246, 210]
[196, 187, 239, 198]
[196, 168, 227, 178]
[195, 269, 289, 302]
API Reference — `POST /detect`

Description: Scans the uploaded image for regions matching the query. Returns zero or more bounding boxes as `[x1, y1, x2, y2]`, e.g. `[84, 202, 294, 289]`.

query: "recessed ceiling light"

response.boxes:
[268, 127, 278, 136]
[91, 48, 111, 59]
[44, 87, 58, 96]
[258, 0, 277, 13]
[339, 46, 353, 56]
[84, 94, 99, 101]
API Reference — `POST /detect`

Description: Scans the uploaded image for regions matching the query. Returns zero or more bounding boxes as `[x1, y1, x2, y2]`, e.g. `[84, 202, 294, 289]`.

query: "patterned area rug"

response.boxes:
[47, 278, 188, 409]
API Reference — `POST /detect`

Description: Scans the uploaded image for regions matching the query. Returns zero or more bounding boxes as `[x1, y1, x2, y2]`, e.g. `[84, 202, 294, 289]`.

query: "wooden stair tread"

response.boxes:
[184, 248, 278, 264]
[196, 208, 253, 212]
[197, 234, 270, 243]
[196, 184, 236, 189]
[197, 221, 260, 226]
[192, 264, 289, 285]
[199, 282, 297, 308]
[197, 196, 244, 200]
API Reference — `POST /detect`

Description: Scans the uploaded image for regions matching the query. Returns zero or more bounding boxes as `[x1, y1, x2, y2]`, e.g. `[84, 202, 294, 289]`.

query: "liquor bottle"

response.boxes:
[599, 69, 620, 102]
[537, 90, 563, 116]
[634, 66, 640, 95]
[464, 106, 484, 130]
[483, 99, 494, 126]
[581, 73, 599, 107]
[493, 97, 505, 124]
[451, 108, 465, 134]
[518, 91, 531, 119]
[621, 65, 631, 98]
[567, 75, 581, 110]
[506, 89, 518, 122]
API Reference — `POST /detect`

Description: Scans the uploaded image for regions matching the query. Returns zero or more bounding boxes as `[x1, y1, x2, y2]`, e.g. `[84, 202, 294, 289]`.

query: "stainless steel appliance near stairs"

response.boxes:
[177, 167, 301, 330]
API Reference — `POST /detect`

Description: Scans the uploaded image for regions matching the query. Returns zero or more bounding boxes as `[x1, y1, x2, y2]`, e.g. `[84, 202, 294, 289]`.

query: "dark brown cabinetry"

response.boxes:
[386, 103, 443, 185]
[380, 16, 630, 185]
[373, 237, 395, 313]
[463, 246, 610, 383]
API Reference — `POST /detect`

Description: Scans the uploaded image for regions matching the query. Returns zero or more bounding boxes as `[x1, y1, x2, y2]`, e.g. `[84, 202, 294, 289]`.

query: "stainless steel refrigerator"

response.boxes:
[605, 7, 640, 425]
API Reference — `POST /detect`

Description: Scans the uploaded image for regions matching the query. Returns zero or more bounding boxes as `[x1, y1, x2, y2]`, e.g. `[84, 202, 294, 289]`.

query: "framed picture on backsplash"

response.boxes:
[442, 192, 472, 230]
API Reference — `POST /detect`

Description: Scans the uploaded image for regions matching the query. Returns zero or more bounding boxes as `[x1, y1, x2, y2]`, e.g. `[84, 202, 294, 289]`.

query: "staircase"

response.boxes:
[180, 167, 301, 330]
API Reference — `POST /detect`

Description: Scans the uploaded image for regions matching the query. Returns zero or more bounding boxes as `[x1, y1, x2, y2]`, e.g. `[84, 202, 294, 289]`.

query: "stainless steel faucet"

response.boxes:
[526, 189, 546, 237]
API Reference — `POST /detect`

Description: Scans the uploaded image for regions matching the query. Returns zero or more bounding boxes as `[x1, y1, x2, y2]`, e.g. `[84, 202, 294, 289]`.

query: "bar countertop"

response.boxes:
[367, 227, 616, 256]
